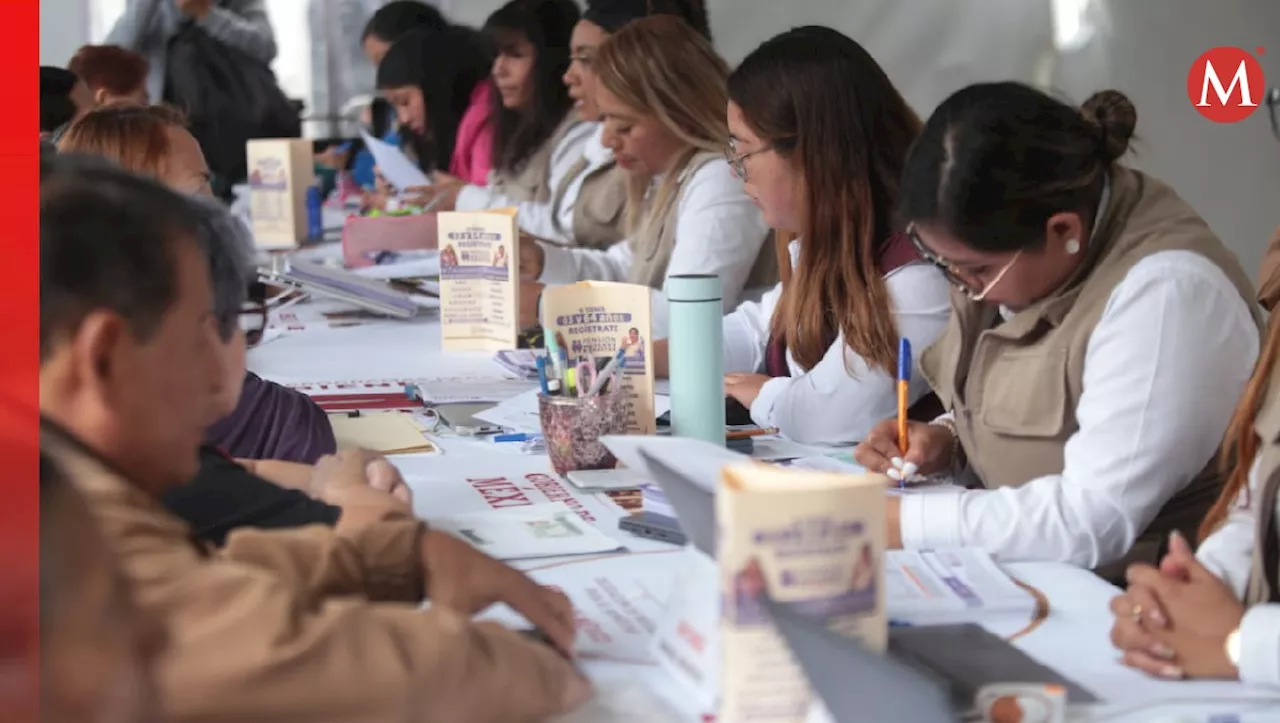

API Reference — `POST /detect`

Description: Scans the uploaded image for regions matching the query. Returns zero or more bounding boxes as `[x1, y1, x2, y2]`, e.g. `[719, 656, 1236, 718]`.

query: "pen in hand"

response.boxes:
[895, 338, 911, 488]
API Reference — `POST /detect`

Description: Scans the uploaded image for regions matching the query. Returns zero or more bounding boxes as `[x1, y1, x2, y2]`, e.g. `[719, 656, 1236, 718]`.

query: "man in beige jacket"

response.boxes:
[39, 155, 590, 722]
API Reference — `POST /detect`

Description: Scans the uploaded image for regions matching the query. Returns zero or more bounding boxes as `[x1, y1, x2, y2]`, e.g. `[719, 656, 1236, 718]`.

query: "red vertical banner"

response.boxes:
[0, 1, 43, 721]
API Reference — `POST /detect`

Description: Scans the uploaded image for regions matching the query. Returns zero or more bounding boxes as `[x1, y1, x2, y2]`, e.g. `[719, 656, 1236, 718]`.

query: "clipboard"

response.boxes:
[259, 258, 423, 319]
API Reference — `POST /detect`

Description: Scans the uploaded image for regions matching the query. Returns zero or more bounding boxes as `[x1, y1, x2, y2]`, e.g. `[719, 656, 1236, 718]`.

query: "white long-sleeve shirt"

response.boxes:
[721, 240, 952, 445]
[455, 122, 600, 244]
[1197, 458, 1280, 687]
[537, 157, 771, 338]
[900, 250, 1260, 568]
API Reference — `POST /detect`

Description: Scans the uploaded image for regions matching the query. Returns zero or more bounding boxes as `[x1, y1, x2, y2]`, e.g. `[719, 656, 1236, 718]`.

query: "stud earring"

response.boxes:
[1065, 238, 1081, 255]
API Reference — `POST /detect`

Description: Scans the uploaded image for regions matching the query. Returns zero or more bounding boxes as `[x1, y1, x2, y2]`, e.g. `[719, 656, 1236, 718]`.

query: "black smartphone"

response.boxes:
[618, 511, 688, 546]
[656, 396, 755, 427]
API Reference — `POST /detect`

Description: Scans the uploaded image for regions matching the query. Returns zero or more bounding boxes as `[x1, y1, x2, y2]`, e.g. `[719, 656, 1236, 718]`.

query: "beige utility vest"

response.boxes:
[1246, 369, 1280, 605]
[920, 166, 1263, 581]
[624, 151, 777, 292]
[545, 153, 629, 250]
[487, 112, 583, 205]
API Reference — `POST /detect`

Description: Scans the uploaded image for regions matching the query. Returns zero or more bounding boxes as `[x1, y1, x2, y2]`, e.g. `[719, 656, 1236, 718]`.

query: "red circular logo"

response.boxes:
[1187, 47, 1266, 123]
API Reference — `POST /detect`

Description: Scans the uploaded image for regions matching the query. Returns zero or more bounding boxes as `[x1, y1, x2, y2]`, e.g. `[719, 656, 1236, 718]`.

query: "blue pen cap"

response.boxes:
[898, 338, 912, 381]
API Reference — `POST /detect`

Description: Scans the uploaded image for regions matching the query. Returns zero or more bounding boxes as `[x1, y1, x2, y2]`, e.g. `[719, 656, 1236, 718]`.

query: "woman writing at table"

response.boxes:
[650, 26, 951, 445]
[518, 15, 776, 336]
[854, 84, 1262, 580]
[376, 26, 494, 185]
[412, 0, 592, 216]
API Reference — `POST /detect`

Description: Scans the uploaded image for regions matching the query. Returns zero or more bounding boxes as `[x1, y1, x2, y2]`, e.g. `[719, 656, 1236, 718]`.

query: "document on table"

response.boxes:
[885, 548, 1037, 625]
[351, 250, 440, 280]
[392, 454, 675, 554]
[480, 551, 682, 664]
[413, 377, 539, 405]
[429, 503, 623, 561]
[360, 129, 429, 190]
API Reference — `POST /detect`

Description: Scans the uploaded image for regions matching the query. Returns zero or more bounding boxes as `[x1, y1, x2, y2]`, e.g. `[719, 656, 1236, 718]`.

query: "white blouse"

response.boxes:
[899, 250, 1260, 569]
[1197, 457, 1280, 687]
[454, 121, 598, 243]
[537, 158, 771, 338]
[721, 240, 951, 445]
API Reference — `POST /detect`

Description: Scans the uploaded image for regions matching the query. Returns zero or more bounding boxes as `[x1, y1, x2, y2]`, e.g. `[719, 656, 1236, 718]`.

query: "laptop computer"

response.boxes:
[760, 592, 956, 723]
[625, 439, 1098, 716]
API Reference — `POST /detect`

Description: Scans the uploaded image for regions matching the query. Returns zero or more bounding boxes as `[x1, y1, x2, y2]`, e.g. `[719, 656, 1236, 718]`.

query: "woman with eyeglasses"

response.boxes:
[854, 84, 1263, 580]
[518, 15, 775, 335]
[648, 26, 951, 445]
[58, 105, 337, 468]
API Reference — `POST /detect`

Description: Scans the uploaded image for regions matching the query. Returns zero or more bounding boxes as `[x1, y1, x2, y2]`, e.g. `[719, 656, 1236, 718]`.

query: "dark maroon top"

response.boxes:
[205, 372, 337, 464]
[764, 232, 919, 377]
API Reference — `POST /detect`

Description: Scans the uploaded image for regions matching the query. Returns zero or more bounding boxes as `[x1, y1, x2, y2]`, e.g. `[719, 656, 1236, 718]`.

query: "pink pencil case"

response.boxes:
[341, 213, 439, 268]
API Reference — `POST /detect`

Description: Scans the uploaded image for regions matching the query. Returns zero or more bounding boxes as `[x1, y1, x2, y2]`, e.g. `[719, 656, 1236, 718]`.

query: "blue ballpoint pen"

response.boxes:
[535, 355, 551, 396]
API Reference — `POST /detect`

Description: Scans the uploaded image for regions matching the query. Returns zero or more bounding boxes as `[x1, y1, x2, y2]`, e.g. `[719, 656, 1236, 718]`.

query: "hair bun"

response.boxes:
[1080, 89, 1137, 162]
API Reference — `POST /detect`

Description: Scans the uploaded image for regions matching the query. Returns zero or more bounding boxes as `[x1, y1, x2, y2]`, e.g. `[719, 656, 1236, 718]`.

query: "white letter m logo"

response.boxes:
[1197, 59, 1258, 107]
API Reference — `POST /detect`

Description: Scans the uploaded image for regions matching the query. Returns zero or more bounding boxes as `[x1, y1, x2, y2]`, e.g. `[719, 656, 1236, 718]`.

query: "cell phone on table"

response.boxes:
[618, 511, 688, 546]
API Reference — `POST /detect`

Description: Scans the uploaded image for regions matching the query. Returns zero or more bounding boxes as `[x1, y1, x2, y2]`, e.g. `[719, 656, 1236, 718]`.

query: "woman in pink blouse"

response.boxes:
[376, 26, 494, 184]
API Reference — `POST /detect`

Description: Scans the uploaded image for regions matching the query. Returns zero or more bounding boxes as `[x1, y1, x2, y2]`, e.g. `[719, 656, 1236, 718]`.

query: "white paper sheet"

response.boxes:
[480, 551, 682, 664]
[430, 503, 624, 561]
[352, 250, 440, 279]
[885, 548, 1037, 625]
[360, 129, 430, 190]
[414, 378, 539, 405]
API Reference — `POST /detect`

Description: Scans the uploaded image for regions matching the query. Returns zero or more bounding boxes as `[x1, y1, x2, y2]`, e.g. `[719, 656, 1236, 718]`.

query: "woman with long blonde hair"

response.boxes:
[518, 15, 775, 335]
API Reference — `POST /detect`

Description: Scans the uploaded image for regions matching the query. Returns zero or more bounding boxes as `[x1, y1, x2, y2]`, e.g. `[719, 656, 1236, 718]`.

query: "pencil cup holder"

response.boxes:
[538, 389, 628, 476]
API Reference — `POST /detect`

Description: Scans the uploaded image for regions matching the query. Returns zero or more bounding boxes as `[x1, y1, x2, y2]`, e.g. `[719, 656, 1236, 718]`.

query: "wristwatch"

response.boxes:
[1225, 626, 1242, 669]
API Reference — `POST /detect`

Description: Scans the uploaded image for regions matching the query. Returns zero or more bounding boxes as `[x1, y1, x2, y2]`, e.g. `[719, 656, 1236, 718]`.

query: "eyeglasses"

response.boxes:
[240, 281, 268, 347]
[569, 53, 594, 70]
[1268, 87, 1279, 142]
[908, 225, 1021, 302]
[724, 137, 772, 183]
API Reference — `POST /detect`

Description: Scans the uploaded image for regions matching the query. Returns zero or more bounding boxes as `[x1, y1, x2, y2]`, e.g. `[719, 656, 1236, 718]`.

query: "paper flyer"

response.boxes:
[429, 503, 623, 561]
[717, 463, 887, 723]
[540, 281, 656, 434]
[480, 551, 681, 664]
[391, 455, 675, 555]
[438, 209, 519, 351]
[246, 138, 314, 249]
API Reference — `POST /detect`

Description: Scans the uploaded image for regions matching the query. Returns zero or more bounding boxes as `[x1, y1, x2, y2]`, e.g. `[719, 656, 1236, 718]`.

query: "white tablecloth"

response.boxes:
[248, 294, 1280, 722]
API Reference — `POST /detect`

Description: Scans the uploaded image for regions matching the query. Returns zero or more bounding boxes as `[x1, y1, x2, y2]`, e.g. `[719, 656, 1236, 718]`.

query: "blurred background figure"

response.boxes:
[67, 44, 150, 105]
[40, 66, 94, 140]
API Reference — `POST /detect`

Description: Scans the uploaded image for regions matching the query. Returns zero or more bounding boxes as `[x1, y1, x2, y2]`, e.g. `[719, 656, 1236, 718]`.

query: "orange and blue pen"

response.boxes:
[897, 338, 911, 458]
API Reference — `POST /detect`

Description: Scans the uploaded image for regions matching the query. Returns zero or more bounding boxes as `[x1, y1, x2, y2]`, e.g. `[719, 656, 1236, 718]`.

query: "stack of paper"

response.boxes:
[429, 503, 623, 561]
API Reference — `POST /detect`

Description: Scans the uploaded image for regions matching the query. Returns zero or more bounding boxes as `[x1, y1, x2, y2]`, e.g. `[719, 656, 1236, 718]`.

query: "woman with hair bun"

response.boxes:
[854, 84, 1263, 580]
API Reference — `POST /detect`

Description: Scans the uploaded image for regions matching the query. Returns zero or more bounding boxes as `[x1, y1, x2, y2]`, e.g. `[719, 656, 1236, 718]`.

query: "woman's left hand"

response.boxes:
[1109, 534, 1244, 680]
[724, 373, 769, 409]
[402, 181, 464, 212]
[432, 170, 463, 186]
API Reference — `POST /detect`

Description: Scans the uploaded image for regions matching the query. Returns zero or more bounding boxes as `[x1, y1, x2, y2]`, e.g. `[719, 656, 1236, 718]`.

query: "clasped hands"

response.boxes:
[1108, 530, 1244, 680]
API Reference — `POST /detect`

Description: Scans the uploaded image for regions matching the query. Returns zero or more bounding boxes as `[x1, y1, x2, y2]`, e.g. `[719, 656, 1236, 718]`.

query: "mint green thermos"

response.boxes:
[666, 274, 725, 446]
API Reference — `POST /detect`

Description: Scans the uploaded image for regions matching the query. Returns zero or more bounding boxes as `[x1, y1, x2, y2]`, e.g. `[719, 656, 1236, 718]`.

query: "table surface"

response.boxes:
[248, 293, 1280, 723]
